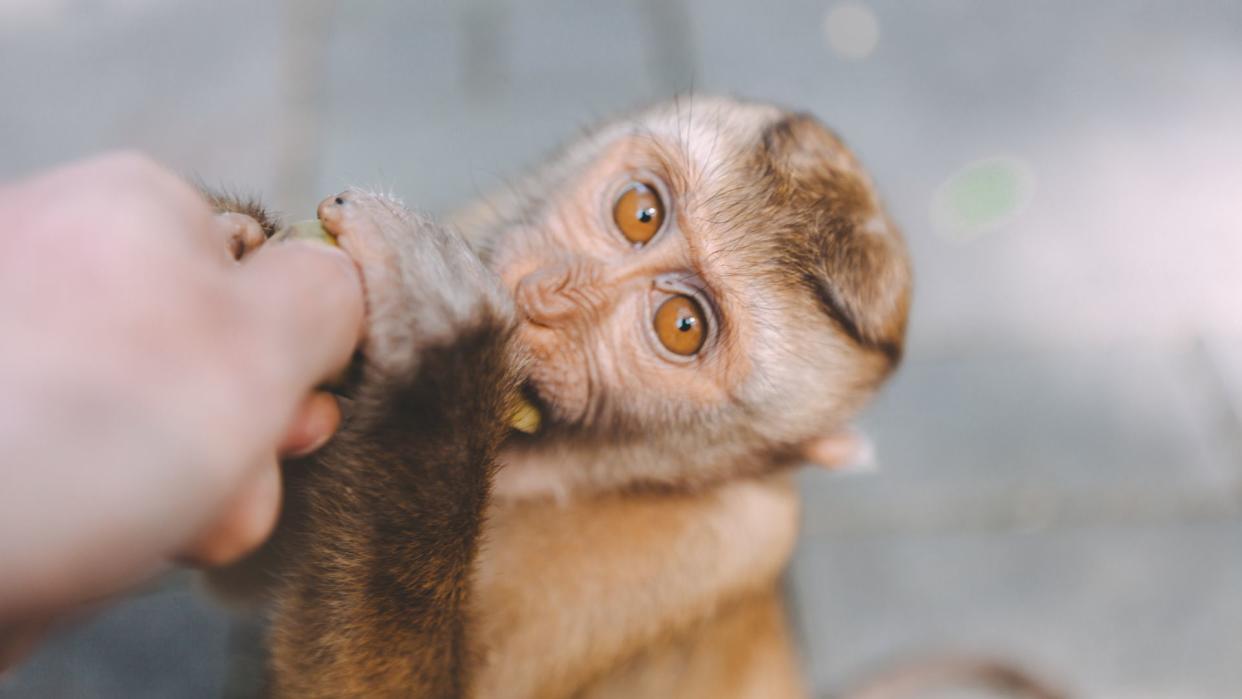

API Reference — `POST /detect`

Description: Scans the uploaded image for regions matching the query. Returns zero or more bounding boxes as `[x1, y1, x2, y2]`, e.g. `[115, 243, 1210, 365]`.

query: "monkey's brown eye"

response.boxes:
[653, 295, 706, 356]
[612, 182, 665, 244]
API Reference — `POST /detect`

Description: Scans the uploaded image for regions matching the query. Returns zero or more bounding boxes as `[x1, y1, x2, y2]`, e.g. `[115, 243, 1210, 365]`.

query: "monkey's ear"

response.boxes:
[800, 428, 875, 472]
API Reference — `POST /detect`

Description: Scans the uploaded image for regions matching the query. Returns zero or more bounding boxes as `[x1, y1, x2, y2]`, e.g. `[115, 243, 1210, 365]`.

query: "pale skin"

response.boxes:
[0, 153, 364, 665]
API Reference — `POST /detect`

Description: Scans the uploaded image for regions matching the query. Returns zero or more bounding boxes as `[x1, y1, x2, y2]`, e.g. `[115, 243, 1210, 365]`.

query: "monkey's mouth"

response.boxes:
[508, 376, 597, 442]
[503, 383, 553, 443]
[525, 378, 567, 426]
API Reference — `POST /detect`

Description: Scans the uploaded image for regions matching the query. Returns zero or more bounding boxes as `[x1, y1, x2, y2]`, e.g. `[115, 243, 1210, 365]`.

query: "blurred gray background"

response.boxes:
[3, 0, 1241, 696]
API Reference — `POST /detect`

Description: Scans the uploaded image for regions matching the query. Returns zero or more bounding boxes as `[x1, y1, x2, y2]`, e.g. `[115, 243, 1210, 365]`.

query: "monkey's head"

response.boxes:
[468, 97, 911, 498]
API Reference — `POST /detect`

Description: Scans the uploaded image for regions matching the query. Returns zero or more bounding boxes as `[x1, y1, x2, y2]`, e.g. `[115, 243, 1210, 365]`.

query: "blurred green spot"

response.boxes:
[932, 157, 1035, 242]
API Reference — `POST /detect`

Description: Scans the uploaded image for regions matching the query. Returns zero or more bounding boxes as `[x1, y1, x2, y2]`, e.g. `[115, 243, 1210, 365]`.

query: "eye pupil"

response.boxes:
[654, 295, 706, 356]
[612, 182, 665, 244]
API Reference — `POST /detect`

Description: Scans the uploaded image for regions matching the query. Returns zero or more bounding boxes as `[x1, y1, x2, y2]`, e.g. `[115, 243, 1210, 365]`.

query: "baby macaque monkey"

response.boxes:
[212, 95, 911, 698]
[462, 97, 908, 500]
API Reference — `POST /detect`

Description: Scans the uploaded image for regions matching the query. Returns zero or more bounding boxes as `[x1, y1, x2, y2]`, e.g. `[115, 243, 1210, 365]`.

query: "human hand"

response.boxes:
[0, 153, 364, 624]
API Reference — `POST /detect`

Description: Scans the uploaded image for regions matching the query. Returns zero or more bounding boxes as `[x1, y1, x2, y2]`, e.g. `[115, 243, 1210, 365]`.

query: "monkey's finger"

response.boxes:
[240, 240, 365, 393]
[279, 391, 341, 458]
[177, 457, 282, 568]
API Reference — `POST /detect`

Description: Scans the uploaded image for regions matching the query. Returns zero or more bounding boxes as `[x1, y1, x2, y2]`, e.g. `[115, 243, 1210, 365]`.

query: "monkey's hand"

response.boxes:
[316, 189, 517, 402]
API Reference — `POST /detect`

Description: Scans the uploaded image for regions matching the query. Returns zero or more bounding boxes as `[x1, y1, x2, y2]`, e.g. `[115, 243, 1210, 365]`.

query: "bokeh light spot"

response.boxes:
[823, 2, 880, 60]
[931, 156, 1036, 242]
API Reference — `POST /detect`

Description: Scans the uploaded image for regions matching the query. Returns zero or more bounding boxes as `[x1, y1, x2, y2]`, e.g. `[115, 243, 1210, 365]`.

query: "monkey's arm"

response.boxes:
[471, 474, 801, 698]
[204, 191, 518, 698]
[268, 328, 513, 699]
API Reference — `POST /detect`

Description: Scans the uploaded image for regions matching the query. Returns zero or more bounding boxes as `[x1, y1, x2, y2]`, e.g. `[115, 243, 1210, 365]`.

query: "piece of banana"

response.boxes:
[509, 396, 542, 434]
[272, 219, 338, 246]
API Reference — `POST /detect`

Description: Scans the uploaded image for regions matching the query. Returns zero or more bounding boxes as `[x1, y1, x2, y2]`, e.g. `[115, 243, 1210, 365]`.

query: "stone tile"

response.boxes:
[799, 344, 1240, 536]
[788, 519, 1242, 698]
[0, 574, 233, 699]
[0, 1, 286, 197]
[1199, 334, 1242, 488]
[1202, 334, 1242, 433]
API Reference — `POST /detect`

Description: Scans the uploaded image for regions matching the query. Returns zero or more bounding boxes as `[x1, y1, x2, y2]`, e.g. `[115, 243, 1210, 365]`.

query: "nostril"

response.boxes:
[516, 261, 610, 327]
[516, 272, 571, 327]
[515, 277, 549, 326]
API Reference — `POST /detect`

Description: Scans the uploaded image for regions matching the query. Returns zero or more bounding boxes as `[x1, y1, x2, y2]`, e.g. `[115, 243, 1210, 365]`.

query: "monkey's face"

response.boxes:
[482, 97, 911, 493]
[492, 140, 748, 432]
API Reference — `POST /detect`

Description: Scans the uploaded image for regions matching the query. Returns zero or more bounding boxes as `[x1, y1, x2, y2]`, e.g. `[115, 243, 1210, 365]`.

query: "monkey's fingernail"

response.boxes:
[272, 219, 339, 247]
[509, 396, 542, 434]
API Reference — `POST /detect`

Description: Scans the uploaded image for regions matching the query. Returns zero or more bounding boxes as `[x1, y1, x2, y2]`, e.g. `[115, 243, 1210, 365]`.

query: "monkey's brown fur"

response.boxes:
[209, 96, 915, 698]
[268, 322, 516, 697]
[756, 113, 909, 364]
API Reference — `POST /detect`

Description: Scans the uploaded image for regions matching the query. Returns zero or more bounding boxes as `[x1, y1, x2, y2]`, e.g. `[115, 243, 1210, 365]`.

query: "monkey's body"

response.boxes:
[472, 474, 807, 699]
[212, 96, 912, 698]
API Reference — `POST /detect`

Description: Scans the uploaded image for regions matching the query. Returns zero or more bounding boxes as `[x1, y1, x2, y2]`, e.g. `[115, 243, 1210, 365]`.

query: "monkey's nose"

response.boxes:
[515, 260, 612, 328]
